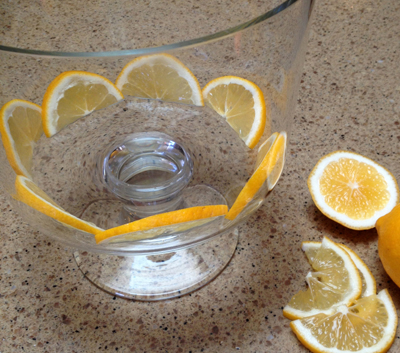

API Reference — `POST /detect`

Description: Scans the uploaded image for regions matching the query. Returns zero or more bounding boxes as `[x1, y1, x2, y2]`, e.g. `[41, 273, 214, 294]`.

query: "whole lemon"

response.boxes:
[376, 203, 400, 288]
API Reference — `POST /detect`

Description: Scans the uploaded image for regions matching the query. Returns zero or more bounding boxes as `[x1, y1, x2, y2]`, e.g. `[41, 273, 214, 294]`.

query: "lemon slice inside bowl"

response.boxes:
[202, 76, 267, 149]
[15, 175, 103, 234]
[225, 132, 286, 220]
[115, 53, 203, 106]
[0, 99, 43, 178]
[95, 205, 228, 244]
[42, 71, 124, 137]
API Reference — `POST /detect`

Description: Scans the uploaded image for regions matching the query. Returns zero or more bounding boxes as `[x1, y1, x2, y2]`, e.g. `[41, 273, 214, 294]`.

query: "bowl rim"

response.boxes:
[0, 0, 300, 58]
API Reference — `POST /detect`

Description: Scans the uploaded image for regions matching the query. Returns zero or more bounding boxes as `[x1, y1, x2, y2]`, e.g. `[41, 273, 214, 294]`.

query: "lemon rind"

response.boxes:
[225, 132, 285, 220]
[95, 204, 228, 243]
[338, 243, 377, 298]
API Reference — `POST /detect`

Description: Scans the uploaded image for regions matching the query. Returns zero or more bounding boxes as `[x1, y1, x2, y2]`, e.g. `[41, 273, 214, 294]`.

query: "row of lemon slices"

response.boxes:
[284, 236, 397, 353]
[1, 53, 285, 244]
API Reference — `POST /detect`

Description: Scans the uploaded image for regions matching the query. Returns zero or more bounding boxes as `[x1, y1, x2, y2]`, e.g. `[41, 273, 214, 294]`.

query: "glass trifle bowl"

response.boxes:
[0, 0, 314, 300]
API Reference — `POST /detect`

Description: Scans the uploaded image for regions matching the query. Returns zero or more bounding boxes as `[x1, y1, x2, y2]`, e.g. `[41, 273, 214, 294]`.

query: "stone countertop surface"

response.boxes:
[1, 0, 400, 352]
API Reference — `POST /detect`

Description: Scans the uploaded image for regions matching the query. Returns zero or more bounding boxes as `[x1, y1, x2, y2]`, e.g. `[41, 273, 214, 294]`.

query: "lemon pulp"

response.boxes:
[56, 82, 120, 131]
[320, 158, 390, 220]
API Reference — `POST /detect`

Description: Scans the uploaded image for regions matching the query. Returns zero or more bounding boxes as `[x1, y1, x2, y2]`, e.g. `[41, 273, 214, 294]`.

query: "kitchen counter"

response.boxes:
[1, 0, 399, 352]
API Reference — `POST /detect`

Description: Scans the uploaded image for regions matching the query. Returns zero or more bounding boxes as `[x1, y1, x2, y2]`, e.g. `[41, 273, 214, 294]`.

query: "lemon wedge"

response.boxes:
[283, 236, 362, 320]
[302, 241, 376, 298]
[290, 289, 397, 353]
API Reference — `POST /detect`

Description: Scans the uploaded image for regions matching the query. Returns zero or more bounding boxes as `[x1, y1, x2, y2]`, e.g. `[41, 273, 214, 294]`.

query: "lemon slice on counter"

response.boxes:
[15, 175, 103, 234]
[202, 76, 267, 149]
[225, 132, 285, 220]
[290, 289, 397, 353]
[302, 241, 376, 298]
[115, 53, 203, 106]
[283, 236, 362, 320]
[308, 151, 399, 230]
[0, 99, 43, 178]
[95, 205, 228, 244]
[42, 71, 124, 137]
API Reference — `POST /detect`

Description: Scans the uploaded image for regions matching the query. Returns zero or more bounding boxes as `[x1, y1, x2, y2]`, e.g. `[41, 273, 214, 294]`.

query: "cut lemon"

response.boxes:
[339, 243, 377, 298]
[115, 53, 203, 106]
[302, 241, 376, 298]
[308, 151, 399, 230]
[42, 71, 124, 137]
[283, 236, 362, 320]
[15, 175, 103, 234]
[95, 205, 228, 244]
[97, 216, 222, 244]
[376, 203, 400, 288]
[202, 76, 267, 149]
[0, 99, 43, 178]
[225, 132, 286, 220]
[290, 289, 397, 353]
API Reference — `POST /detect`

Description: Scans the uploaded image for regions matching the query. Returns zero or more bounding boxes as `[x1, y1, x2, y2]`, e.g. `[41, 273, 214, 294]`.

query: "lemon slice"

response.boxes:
[15, 175, 103, 234]
[225, 132, 286, 220]
[283, 236, 362, 320]
[302, 241, 376, 298]
[42, 71, 124, 137]
[290, 289, 397, 353]
[376, 203, 400, 288]
[308, 151, 399, 230]
[0, 99, 43, 178]
[97, 216, 222, 245]
[115, 53, 203, 106]
[202, 76, 267, 149]
[95, 205, 228, 244]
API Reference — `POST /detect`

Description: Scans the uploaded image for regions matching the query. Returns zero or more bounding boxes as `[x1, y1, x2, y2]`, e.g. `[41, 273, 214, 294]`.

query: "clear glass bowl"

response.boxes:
[0, 0, 314, 300]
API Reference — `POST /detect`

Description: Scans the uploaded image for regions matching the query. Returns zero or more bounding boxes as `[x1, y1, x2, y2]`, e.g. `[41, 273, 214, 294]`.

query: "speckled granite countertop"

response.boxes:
[1, 0, 400, 352]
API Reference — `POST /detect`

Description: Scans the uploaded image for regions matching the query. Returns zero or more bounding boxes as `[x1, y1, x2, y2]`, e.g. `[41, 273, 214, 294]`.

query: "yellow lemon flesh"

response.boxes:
[202, 76, 267, 149]
[308, 151, 399, 230]
[115, 53, 203, 106]
[42, 71, 124, 137]
[302, 241, 376, 298]
[283, 236, 362, 320]
[290, 289, 397, 353]
[0, 99, 43, 178]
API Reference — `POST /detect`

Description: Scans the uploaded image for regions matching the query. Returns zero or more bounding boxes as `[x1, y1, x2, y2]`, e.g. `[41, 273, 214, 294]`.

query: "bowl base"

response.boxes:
[73, 229, 238, 300]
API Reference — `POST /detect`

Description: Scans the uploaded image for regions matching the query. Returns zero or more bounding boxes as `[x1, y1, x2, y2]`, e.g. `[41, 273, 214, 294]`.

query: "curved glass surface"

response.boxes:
[0, 0, 313, 257]
[0, 0, 301, 56]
